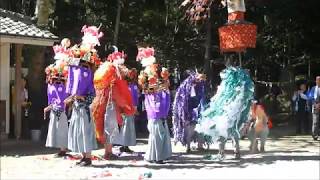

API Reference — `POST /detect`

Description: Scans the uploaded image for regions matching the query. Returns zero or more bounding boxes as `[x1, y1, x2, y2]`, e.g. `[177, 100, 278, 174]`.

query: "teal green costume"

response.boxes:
[195, 67, 254, 142]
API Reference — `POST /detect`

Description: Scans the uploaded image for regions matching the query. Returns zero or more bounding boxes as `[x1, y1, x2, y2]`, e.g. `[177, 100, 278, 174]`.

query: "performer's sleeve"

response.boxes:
[47, 85, 52, 106]
[300, 93, 308, 100]
[292, 94, 297, 101]
[113, 79, 135, 115]
[307, 87, 314, 102]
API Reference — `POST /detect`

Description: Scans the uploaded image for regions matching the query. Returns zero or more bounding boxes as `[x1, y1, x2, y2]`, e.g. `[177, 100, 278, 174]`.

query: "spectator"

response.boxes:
[308, 76, 320, 140]
[11, 77, 31, 139]
[292, 82, 309, 135]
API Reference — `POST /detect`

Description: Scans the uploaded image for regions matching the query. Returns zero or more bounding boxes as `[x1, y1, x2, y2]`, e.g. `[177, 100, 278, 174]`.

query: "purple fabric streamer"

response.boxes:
[172, 72, 205, 145]
[144, 91, 170, 120]
[47, 83, 68, 110]
[129, 83, 139, 107]
[66, 65, 95, 96]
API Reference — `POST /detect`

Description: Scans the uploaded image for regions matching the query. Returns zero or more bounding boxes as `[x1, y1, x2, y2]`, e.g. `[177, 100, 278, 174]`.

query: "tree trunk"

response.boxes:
[113, 0, 122, 46]
[204, 7, 212, 89]
[35, 0, 55, 27]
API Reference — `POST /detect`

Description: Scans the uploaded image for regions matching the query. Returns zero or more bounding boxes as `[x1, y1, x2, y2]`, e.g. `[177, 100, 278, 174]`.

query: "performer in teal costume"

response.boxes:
[195, 66, 254, 159]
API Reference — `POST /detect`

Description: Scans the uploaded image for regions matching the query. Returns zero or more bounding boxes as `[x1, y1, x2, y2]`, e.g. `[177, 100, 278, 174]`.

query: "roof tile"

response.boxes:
[0, 8, 58, 40]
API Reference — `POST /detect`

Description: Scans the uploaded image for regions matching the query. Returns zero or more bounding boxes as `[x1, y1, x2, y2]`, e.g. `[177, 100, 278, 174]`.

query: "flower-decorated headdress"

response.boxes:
[46, 39, 70, 83]
[107, 46, 127, 65]
[136, 47, 156, 67]
[68, 25, 103, 66]
[52, 38, 72, 61]
[81, 25, 104, 47]
[126, 68, 138, 83]
[105, 46, 128, 79]
[136, 46, 170, 93]
[45, 59, 68, 83]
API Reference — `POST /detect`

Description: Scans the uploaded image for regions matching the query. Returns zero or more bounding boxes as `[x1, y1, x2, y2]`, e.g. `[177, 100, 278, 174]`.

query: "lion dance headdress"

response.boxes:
[45, 39, 70, 83]
[67, 25, 103, 66]
[136, 47, 170, 93]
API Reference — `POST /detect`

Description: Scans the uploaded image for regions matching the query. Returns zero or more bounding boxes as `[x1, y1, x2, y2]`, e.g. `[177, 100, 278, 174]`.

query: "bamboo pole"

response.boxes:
[238, 52, 242, 67]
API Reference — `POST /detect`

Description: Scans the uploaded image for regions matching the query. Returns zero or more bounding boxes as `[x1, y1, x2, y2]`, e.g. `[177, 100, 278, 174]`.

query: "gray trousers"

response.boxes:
[312, 112, 320, 137]
[218, 136, 240, 155]
[185, 124, 205, 150]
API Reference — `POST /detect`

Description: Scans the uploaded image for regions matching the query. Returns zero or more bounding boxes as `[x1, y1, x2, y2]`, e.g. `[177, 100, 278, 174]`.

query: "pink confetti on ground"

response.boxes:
[101, 171, 112, 177]
[66, 155, 82, 161]
[138, 174, 144, 180]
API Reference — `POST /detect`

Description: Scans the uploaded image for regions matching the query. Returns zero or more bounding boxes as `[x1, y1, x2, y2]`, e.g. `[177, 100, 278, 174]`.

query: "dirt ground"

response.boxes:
[1, 125, 319, 180]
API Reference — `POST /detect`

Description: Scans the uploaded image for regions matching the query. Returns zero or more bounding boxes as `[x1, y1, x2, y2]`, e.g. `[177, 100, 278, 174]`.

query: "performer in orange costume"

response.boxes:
[248, 101, 272, 153]
[92, 46, 135, 160]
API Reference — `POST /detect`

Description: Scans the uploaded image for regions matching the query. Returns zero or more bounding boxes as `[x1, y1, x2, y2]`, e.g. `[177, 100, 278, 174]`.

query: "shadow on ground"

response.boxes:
[89, 136, 319, 170]
[0, 140, 105, 156]
[90, 151, 320, 170]
[1, 123, 319, 171]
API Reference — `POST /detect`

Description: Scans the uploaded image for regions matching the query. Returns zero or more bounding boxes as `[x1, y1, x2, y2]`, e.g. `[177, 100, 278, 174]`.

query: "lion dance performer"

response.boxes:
[172, 70, 207, 153]
[195, 0, 257, 160]
[65, 25, 102, 166]
[137, 46, 172, 164]
[43, 38, 70, 157]
[196, 67, 254, 159]
[92, 47, 135, 160]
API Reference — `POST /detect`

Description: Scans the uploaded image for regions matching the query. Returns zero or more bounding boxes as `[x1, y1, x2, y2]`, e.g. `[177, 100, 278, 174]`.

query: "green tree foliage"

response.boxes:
[246, 0, 320, 81]
[51, 0, 217, 70]
[2, 0, 319, 80]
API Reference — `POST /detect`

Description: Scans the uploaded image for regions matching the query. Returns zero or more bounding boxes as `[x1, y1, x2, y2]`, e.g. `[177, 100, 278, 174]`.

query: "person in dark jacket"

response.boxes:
[292, 82, 309, 134]
[307, 76, 320, 140]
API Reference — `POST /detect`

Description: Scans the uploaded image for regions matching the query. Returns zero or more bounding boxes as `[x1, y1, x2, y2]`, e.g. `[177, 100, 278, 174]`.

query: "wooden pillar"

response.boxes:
[14, 44, 23, 139]
[0, 43, 11, 138]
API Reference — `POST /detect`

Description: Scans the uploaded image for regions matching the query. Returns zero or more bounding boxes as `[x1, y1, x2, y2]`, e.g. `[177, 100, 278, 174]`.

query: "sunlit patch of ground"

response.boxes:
[1, 135, 319, 180]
